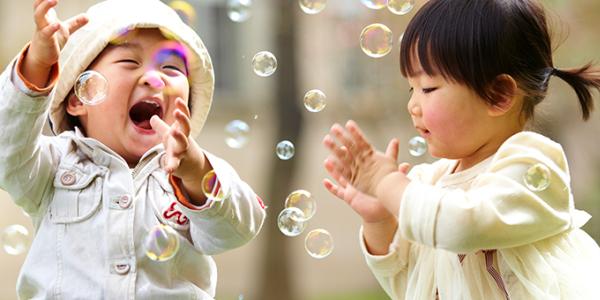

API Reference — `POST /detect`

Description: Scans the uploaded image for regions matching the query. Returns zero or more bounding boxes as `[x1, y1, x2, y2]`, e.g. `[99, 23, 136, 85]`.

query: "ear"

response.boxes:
[487, 74, 518, 117]
[65, 92, 87, 117]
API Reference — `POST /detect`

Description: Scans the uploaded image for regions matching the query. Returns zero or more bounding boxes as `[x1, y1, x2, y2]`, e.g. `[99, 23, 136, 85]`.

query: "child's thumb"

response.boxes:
[398, 162, 411, 174]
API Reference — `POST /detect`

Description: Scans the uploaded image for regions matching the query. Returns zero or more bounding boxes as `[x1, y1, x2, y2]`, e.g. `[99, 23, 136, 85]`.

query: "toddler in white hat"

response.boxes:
[0, 0, 265, 298]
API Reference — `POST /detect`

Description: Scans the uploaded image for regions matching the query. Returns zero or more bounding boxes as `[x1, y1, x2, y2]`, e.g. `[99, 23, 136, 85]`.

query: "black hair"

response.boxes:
[400, 0, 600, 120]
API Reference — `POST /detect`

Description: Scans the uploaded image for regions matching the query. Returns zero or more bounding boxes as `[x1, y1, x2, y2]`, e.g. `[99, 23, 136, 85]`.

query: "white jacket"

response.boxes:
[0, 58, 266, 299]
[361, 131, 600, 299]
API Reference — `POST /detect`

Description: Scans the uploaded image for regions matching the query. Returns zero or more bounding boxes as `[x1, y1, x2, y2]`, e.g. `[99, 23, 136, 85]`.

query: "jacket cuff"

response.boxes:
[399, 181, 441, 247]
[15, 43, 59, 95]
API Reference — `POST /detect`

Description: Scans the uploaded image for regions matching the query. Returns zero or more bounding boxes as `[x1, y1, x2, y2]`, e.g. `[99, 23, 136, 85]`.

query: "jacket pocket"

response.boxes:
[49, 166, 104, 223]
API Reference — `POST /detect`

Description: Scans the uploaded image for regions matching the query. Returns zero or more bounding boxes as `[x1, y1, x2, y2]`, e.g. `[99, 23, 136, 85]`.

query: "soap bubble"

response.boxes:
[303, 89, 327, 112]
[387, 0, 415, 15]
[202, 170, 230, 202]
[305, 229, 334, 259]
[144, 224, 180, 262]
[360, 0, 387, 10]
[285, 189, 316, 221]
[168, 0, 196, 24]
[75, 70, 108, 105]
[278, 207, 307, 237]
[276, 140, 295, 160]
[523, 163, 551, 192]
[1, 224, 30, 255]
[360, 23, 393, 58]
[225, 120, 250, 149]
[408, 136, 427, 157]
[227, 0, 252, 23]
[252, 51, 277, 77]
[299, 0, 327, 14]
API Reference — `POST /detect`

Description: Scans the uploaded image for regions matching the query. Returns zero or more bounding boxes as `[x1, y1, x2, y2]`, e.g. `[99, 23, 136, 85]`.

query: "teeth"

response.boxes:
[142, 100, 160, 108]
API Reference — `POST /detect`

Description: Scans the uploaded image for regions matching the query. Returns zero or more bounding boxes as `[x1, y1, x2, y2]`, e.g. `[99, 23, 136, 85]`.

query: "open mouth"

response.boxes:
[129, 100, 163, 130]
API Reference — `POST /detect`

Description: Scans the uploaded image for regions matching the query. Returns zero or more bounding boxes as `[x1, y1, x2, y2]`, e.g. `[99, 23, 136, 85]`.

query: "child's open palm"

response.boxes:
[323, 120, 400, 197]
[30, 0, 88, 69]
[150, 97, 193, 176]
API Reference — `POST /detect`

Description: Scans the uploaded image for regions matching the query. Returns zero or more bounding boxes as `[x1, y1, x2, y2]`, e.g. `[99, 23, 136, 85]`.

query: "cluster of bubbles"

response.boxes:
[277, 190, 334, 259]
[1, 224, 30, 255]
[143, 224, 180, 262]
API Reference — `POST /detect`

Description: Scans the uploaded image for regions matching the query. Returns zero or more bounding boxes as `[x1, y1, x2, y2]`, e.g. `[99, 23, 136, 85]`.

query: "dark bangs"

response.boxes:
[400, 0, 553, 107]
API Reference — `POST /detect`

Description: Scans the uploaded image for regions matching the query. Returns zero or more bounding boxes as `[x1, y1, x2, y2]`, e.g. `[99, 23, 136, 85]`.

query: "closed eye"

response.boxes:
[117, 59, 139, 65]
[423, 87, 437, 94]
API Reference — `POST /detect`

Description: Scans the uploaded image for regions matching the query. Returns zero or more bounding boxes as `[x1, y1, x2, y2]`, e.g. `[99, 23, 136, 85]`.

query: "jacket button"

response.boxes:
[60, 171, 76, 186]
[114, 263, 130, 275]
[119, 195, 132, 209]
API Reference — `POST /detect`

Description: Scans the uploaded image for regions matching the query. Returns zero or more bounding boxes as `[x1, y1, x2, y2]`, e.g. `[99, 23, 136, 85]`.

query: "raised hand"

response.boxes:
[323, 120, 400, 197]
[150, 97, 193, 175]
[24, 0, 88, 87]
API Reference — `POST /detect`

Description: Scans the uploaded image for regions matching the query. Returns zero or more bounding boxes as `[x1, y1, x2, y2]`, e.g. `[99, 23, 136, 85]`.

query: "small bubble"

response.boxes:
[252, 51, 278, 77]
[75, 70, 108, 105]
[408, 136, 427, 157]
[225, 120, 250, 149]
[1, 224, 30, 255]
[168, 0, 196, 25]
[303, 89, 327, 112]
[278, 207, 307, 237]
[276, 140, 295, 160]
[387, 0, 414, 15]
[285, 189, 316, 221]
[523, 163, 551, 192]
[144, 224, 180, 262]
[227, 0, 252, 23]
[305, 229, 334, 259]
[202, 170, 230, 201]
[360, 23, 393, 58]
[299, 0, 327, 14]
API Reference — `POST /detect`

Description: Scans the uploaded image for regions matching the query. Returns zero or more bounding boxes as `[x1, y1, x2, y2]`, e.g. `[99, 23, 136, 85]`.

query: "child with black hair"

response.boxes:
[323, 0, 600, 299]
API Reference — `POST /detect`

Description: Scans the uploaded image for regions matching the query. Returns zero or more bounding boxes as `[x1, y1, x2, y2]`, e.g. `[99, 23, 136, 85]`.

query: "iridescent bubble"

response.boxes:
[360, 23, 393, 58]
[227, 0, 252, 23]
[225, 120, 250, 149]
[523, 163, 551, 192]
[360, 0, 387, 10]
[277, 207, 307, 237]
[252, 51, 277, 77]
[202, 170, 230, 202]
[299, 0, 327, 14]
[303, 89, 327, 112]
[285, 189, 316, 221]
[276, 140, 295, 160]
[387, 0, 415, 15]
[169, 0, 196, 25]
[305, 229, 334, 259]
[75, 70, 108, 105]
[408, 136, 427, 157]
[1, 224, 29, 255]
[144, 224, 180, 261]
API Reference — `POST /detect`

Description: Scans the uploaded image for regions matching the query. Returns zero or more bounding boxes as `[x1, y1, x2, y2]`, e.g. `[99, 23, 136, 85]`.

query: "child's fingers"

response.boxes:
[330, 123, 358, 155]
[64, 13, 89, 35]
[169, 127, 189, 156]
[175, 97, 191, 118]
[345, 120, 372, 152]
[323, 135, 352, 165]
[39, 23, 61, 39]
[398, 162, 411, 174]
[150, 115, 170, 137]
[34, 0, 57, 29]
[385, 138, 399, 160]
[173, 109, 191, 136]
[323, 179, 345, 201]
[324, 157, 351, 187]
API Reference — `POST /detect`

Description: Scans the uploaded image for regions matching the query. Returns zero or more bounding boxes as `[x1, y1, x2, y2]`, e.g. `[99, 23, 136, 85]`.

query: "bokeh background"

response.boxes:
[1, 0, 599, 299]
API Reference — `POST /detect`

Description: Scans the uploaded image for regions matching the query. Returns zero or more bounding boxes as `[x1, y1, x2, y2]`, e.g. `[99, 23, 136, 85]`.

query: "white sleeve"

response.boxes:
[399, 132, 573, 253]
[177, 151, 266, 255]
[0, 57, 59, 215]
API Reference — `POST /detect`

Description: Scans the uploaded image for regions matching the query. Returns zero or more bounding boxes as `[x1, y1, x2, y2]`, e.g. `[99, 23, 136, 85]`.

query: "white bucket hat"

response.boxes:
[49, 0, 214, 138]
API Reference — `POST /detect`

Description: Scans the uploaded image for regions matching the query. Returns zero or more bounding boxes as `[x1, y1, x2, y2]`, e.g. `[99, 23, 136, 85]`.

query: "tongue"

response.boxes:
[136, 119, 153, 130]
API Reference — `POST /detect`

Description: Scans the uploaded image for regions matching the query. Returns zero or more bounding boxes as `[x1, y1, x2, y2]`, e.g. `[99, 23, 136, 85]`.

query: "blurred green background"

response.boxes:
[0, 0, 599, 299]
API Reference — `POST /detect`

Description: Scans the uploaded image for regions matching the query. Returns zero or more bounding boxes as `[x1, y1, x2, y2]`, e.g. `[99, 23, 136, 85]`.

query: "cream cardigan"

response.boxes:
[361, 131, 600, 299]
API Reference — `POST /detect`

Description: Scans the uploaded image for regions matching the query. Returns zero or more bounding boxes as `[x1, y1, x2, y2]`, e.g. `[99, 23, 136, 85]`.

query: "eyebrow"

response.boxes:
[106, 42, 143, 51]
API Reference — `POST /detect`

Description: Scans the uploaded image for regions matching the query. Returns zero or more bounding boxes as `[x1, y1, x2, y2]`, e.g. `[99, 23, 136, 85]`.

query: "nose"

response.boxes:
[139, 70, 166, 90]
[407, 94, 421, 117]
